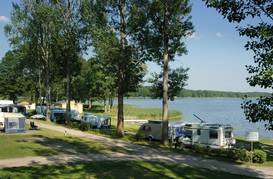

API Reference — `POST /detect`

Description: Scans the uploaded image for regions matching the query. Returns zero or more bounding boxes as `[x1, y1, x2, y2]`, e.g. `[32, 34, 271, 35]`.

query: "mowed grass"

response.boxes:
[0, 127, 130, 159]
[0, 160, 256, 179]
[86, 104, 182, 120]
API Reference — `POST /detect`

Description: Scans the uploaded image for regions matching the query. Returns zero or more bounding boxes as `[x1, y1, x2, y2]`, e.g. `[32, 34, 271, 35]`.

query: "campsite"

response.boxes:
[0, 0, 272, 178]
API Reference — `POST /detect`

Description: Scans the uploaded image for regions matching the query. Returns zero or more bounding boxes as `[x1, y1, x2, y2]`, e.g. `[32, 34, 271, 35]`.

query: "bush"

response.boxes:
[67, 121, 80, 129]
[227, 148, 251, 162]
[79, 122, 91, 131]
[253, 150, 267, 163]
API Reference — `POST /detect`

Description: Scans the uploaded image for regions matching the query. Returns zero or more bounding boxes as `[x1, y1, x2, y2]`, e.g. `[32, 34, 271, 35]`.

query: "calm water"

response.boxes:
[122, 98, 272, 139]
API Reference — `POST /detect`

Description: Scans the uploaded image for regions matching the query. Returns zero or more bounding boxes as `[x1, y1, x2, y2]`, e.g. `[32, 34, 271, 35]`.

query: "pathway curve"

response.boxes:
[0, 120, 272, 179]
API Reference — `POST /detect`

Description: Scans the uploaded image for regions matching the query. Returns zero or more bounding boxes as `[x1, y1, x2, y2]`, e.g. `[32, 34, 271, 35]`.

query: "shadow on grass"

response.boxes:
[0, 160, 258, 179]
[16, 134, 109, 156]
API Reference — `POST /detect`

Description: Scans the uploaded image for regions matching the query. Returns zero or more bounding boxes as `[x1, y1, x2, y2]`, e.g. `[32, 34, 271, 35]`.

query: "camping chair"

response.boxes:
[30, 121, 38, 130]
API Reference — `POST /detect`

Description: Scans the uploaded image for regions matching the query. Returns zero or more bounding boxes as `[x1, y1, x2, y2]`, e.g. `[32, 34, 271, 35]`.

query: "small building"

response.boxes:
[0, 112, 26, 133]
[58, 101, 83, 114]
[18, 100, 36, 111]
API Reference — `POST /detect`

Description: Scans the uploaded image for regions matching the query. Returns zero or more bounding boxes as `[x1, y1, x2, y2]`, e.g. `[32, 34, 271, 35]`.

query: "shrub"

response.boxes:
[193, 145, 209, 154]
[227, 148, 251, 162]
[67, 121, 81, 129]
[253, 150, 267, 163]
[79, 122, 91, 131]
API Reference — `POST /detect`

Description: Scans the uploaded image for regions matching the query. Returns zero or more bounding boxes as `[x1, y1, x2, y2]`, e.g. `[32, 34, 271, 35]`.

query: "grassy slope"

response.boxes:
[86, 104, 182, 120]
[0, 128, 129, 159]
[0, 161, 256, 179]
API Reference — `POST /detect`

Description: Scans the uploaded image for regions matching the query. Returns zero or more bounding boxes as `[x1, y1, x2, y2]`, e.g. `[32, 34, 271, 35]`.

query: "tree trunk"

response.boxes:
[117, 89, 124, 136]
[88, 98, 92, 109]
[45, 50, 51, 121]
[117, 0, 126, 136]
[104, 97, 107, 113]
[65, 61, 71, 122]
[162, 2, 169, 145]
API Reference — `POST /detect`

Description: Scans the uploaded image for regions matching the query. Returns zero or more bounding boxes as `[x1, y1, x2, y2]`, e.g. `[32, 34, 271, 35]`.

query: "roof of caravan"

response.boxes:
[0, 100, 13, 105]
[0, 112, 25, 118]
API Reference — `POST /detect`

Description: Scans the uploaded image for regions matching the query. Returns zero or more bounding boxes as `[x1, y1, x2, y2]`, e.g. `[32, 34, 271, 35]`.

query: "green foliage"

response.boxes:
[78, 122, 91, 131]
[128, 86, 270, 98]
[203, 0, 273, 130]
[149, 67, 189, 100]
[0, 50, 27, 101]
[130, 0, 194, 64]
[190, 145, 268, 163]
[4, 0, 84, 106]
[253, 149, 267, 163]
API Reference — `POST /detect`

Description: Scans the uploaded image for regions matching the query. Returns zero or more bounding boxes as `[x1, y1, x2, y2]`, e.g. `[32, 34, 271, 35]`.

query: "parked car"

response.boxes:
[82, 113, 111, 128]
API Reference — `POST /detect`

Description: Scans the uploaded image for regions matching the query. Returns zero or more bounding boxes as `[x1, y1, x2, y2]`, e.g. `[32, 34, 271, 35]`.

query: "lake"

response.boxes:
[123, 98, 272, 139]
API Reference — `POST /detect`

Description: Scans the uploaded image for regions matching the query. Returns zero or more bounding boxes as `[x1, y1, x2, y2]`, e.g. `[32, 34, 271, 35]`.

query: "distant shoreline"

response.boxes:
[127, 87, 271, 99]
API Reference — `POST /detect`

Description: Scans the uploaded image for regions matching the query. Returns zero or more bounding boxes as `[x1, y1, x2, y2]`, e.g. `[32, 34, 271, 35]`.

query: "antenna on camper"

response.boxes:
[193, 114, 206, 123]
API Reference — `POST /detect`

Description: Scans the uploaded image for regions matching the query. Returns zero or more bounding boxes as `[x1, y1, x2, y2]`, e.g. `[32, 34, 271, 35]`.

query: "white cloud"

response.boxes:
[216, 32, 223, 38]
[0, 16, 9, 23]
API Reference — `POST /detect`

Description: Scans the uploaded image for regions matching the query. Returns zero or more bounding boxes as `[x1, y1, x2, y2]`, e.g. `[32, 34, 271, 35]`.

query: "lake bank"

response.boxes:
[119, 98, 272, 139]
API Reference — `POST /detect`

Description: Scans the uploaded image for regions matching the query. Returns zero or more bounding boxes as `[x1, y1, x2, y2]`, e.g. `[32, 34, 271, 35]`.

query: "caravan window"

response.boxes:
[197, 129, 201, 135]
[209, 130, 218, 139]
[142, 125, 151, 132]
[225, 131, 231, 138]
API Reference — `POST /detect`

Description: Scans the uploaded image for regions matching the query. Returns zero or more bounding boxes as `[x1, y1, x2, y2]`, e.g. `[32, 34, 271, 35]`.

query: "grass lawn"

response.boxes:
[0, 160, 256, 179]
[85, 104, 182, 120]
[0, 127, 130, 159]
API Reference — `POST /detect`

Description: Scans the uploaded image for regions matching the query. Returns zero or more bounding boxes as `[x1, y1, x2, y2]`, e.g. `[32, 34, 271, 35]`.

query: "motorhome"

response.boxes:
[136, 120, 235, 148]
[179, 123, 236, 148]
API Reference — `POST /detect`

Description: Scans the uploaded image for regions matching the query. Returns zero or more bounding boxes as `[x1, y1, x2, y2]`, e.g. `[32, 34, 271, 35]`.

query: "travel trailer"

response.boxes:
[50, 108, 81, 123]
[82, 113, 111, 128]
[0, 112, 26, 133]
[178, 123, 236, 148]
[136, 120, 236, 148]
[136, 120, 163, 140]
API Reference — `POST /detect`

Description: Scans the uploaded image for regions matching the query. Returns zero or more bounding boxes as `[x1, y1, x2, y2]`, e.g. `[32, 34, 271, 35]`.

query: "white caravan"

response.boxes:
[179, 123, 236, 148]
[0, 112, 26, 133]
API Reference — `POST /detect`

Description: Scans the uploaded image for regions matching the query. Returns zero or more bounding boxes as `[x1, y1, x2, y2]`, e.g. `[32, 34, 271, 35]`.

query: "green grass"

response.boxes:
[0, 160, 257, 179]
[0, 127, 131, 159]
[85, 104, 182, 120]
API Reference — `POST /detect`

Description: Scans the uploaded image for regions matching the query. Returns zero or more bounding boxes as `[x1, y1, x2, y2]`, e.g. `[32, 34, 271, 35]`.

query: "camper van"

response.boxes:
[50, 108, 81, 123]
[136, 120, 235, 148]
[0, 112, 26, 133]
[82, 113, 111, 128]
[179, 123, 236, 148]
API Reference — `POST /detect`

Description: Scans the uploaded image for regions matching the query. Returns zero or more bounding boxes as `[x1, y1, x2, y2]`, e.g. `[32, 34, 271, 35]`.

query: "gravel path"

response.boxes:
[0, 120, 272, 179]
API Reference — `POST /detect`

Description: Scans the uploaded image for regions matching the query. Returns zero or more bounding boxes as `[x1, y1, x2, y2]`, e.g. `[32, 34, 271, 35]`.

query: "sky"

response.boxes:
[0, 1, 270, 92]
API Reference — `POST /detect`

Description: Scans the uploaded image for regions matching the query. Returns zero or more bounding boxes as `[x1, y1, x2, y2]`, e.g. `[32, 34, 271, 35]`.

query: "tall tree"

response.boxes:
[204, 0, 273, 130]
[5, 0, 61, 119]
[149, 67, 189, 101]
[81, 0, 147, 136]
[132, 0, 193, 144]
[0, 50, 27, 102]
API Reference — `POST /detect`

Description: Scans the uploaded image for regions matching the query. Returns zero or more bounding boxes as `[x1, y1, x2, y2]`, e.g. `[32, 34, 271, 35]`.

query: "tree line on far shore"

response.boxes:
[128, 86, 271, 99]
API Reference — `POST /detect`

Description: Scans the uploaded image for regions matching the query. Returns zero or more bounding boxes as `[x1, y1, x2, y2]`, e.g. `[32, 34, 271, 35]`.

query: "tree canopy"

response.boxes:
[204, 0, 273, 130]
